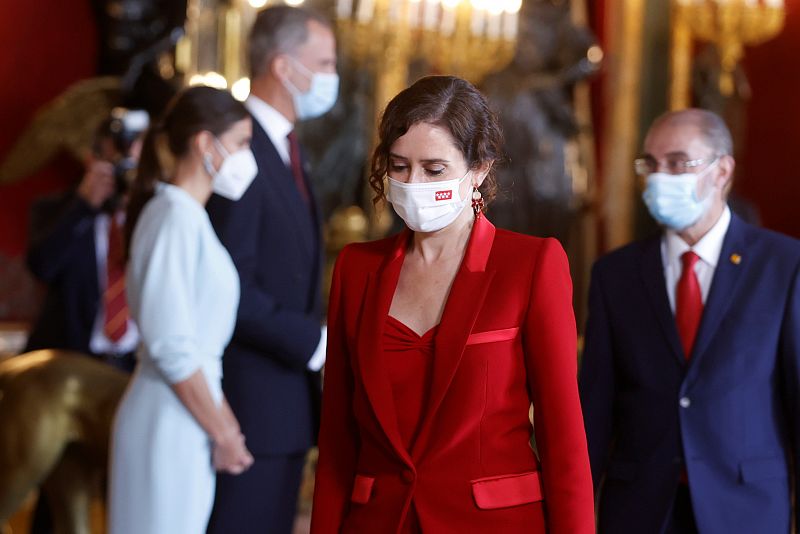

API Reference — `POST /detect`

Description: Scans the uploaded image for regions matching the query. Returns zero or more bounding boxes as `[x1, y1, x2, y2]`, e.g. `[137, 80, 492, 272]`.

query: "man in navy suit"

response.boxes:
[580, 109, 799, 533]
[206, 6, 338, 533]
[24, 112, 145, 534]
[26, 113, 145, 373]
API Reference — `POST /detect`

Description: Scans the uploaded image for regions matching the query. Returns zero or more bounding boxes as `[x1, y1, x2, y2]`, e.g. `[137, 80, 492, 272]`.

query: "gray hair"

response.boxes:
[247, 6, 331, 79]
[651, 108, 734, 157]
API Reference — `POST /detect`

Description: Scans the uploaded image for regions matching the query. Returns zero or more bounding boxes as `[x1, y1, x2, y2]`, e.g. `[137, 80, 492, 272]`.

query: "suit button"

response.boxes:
[679, 397, 691, 408]
[401, 469, 415, 484]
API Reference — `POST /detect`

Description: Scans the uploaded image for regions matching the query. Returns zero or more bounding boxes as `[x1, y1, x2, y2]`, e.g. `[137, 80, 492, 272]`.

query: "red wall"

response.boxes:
[738, 3, 800, 238]
[0, 0, 97, 256]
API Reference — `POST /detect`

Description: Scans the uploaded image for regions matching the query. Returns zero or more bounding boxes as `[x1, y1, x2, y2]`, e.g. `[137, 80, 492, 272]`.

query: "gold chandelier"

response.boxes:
[335, 0, 522, 111]
[671, 0, 785, 108]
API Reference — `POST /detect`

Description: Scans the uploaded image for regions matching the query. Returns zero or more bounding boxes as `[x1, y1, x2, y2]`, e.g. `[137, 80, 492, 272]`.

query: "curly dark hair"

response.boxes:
[369, 75, 504, 211]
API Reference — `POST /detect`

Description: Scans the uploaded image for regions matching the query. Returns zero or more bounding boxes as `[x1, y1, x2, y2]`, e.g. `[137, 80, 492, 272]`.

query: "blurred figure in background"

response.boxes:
[25, 108, 149, 374]
[108, 86, 254, 534]
[205, 6, 338, 533]
[22, 108, 147, 534]
[580, 109, 800, 534]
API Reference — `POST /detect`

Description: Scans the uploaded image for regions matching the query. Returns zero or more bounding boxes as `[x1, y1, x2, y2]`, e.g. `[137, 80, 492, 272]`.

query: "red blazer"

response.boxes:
[311, 216, 594, 533]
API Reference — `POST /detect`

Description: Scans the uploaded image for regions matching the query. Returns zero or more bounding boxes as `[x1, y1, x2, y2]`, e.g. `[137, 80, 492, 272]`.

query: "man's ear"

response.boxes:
[716, 154, 735, 190]
[271, 55, 291, 83]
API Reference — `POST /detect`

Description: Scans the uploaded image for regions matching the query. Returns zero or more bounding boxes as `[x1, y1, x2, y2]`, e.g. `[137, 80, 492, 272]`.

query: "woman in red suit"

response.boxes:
[311, 76, 594, 533]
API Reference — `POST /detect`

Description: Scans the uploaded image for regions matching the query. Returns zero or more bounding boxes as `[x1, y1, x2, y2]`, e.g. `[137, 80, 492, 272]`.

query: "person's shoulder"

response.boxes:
[31, 188, 84, 213]
[593, 236, 657, 274]
[138, 185, 205, 236]
[493, 227, 559, 252]
[740, 220, 800, 262]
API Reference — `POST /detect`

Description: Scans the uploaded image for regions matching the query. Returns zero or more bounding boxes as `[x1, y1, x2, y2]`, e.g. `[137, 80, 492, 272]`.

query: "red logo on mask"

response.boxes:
[435, 190, 453, 201]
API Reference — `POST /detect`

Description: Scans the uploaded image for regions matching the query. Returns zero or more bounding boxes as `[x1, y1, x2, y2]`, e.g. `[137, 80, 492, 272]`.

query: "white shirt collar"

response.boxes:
[245, 95, 293, 144]
[663, 205, 731, 269]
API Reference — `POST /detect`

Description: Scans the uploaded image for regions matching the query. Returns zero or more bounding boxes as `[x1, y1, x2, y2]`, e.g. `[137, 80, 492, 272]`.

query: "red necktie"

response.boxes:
[286, 130, 309, 203]
[103, 216, 129, 342]
[676, 251, 703, 359]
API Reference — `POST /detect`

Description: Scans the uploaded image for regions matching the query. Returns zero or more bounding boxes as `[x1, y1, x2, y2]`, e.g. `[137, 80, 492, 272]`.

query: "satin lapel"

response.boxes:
[251, 121, 315, 258]
[687, 215, 748, 375]
[411, 217, 496, 460]
[356, 231, 413, 466]
[639, 236, 685, 366]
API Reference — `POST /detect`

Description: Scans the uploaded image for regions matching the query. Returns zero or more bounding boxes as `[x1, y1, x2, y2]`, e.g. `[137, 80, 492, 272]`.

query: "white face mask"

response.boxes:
[283, 57, 339, 121]
[204, 138, 258, 201]
[386, 171, 471, 233]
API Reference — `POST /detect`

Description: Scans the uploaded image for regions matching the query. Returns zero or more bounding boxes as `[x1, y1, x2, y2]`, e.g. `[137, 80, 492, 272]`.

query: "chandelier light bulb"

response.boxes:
[231, 78, 251, 101]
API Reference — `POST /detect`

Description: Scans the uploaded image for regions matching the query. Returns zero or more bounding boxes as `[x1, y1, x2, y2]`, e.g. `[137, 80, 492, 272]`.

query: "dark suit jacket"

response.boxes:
[312, 216, 595, 534]
[207, 119, 323, 455]
[25, 191, 100, 354]
[580, 213, 800, 534]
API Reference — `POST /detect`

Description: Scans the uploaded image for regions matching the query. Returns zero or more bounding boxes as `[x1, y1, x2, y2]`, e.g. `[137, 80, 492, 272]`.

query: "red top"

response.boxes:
[383, 315, 437, 534]
[383, 315, 438, 450]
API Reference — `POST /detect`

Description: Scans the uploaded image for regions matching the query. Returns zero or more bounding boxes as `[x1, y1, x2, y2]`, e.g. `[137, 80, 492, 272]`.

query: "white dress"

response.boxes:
[108, 183, 239, 534]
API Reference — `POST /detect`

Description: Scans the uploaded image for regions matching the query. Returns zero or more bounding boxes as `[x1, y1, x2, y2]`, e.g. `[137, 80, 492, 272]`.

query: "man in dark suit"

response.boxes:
[24, 111, 145, 534]
[26, 112, 146, 373]
[205, 6, 338, 533]
[580, 109, 799, 534]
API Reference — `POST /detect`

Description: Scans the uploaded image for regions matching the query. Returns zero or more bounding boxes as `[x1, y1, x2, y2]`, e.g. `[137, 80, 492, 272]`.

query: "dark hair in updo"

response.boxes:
[125, 86, 249, 258]
[369, 75, 504, 211]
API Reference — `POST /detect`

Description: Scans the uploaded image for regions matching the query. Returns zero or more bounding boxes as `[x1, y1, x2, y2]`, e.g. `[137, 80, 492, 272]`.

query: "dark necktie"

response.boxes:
[676, 251, 703, 359]
[103, 216, 129, 342]
[286, 130, 309, 204]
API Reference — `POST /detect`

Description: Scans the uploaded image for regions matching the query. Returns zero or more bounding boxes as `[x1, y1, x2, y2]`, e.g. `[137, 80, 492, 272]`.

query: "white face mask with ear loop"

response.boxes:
[386, 170, 474, 233]
[204, 138, 258, 201]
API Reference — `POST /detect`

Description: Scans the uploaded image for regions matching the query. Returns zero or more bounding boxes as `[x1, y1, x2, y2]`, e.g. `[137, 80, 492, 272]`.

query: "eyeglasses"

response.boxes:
[633, 156, 718, 177]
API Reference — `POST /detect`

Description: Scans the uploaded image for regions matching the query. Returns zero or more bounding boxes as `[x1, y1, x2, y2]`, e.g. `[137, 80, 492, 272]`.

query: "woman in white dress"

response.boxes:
[109, 86, 256, 534]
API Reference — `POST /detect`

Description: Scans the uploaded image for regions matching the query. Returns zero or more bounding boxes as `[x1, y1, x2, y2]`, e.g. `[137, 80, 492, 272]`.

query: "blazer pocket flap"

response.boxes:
[466, 327, 520, 346]
[471, 471, 543, 510]
[739, 457, 788, 482]
[351, 475, 375, 504]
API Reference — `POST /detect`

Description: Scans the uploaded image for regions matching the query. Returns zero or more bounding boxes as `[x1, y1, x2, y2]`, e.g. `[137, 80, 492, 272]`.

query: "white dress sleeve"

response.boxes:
[128, 203, 202, 384]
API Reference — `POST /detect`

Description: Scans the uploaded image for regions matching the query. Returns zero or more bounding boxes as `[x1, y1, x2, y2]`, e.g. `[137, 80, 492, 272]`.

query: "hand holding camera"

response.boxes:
[78, 156, 116, 209]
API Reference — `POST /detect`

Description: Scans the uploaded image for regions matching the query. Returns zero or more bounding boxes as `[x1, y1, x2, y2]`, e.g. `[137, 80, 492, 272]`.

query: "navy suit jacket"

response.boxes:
[25, 191, 101, 354]
[580, 213, 800, 534]
[207, 119, 323, 456]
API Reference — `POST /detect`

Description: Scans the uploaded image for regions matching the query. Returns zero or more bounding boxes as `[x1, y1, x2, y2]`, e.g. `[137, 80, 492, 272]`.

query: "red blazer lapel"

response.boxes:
[355, 230, 414, 466]
[411, 216, 496, 460]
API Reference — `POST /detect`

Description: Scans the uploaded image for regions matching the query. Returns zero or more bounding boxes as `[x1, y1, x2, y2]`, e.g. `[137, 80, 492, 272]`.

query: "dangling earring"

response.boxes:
[472, 185, 485, 217]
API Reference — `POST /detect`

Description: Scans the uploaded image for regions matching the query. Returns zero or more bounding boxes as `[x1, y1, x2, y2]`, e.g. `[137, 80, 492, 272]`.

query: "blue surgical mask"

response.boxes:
[283, 57, 339, 120]
[642, 160, 718, 230]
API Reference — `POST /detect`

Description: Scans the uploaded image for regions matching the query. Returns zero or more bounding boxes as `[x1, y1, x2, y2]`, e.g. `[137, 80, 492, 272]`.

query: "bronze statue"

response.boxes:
[0, 350, 128, 534]
[481, 0, 599, 246]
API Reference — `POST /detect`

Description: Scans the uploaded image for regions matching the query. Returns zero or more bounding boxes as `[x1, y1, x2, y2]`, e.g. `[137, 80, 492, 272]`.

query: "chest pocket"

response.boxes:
[466, 327, 520, 346]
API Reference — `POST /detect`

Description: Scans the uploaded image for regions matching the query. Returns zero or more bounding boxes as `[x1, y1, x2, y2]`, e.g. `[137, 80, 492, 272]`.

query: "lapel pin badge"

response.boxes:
[730, 253, 742, 265]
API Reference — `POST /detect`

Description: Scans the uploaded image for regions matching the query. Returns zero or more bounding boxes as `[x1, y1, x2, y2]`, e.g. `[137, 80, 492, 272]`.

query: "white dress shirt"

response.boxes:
[90, 211, 139, 355]
[245, 94, 293, 166]
[661, 206, 732, 313]
[243, 94, 327, 372]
